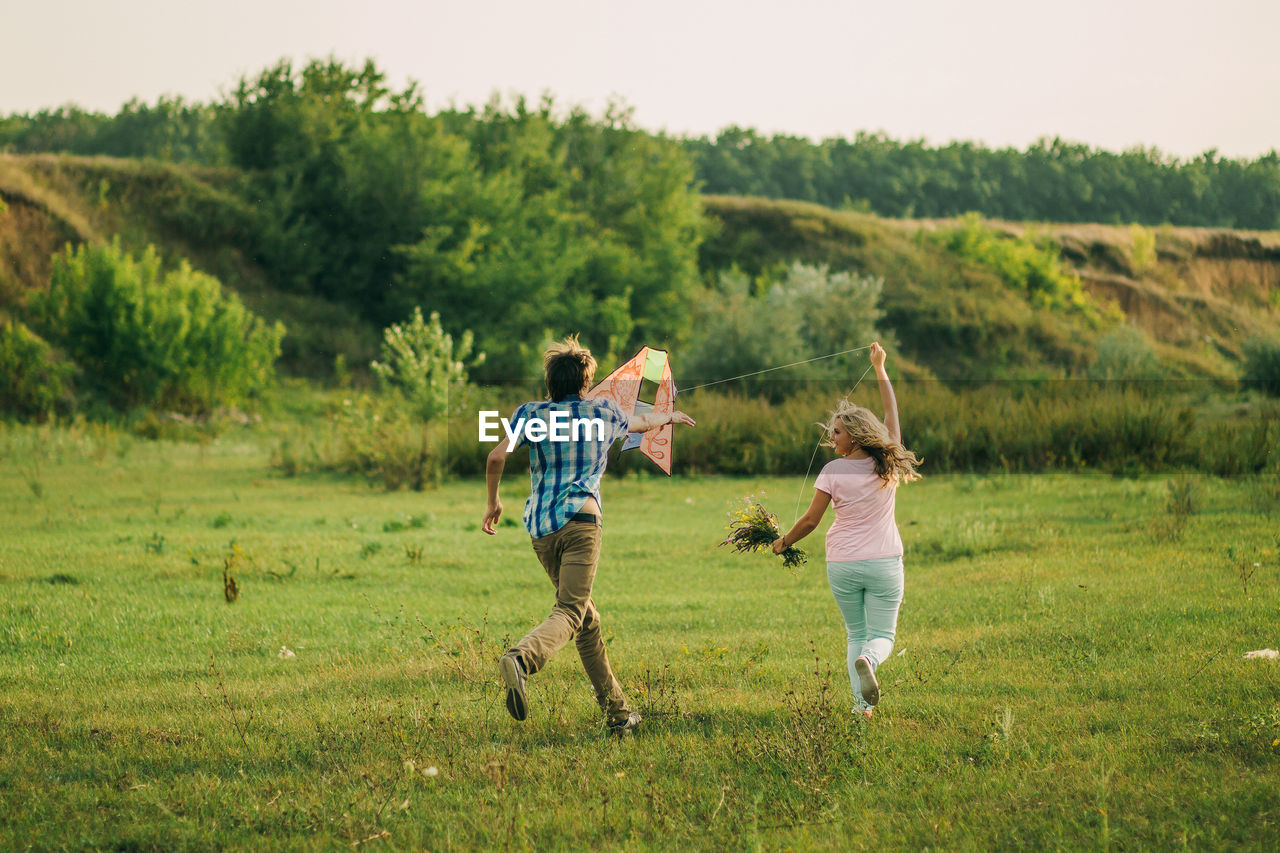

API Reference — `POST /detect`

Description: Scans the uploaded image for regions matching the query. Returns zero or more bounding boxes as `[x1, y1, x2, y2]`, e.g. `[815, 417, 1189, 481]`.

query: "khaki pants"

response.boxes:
[512, 520, 631, 724]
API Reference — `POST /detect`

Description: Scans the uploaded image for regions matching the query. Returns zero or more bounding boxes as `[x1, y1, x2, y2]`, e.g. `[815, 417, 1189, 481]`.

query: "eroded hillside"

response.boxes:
[3, 155, 1277, 381]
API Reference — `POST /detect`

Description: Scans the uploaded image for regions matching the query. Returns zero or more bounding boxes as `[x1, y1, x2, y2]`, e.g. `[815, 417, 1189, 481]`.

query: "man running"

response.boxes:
[482, 335, 695, 735]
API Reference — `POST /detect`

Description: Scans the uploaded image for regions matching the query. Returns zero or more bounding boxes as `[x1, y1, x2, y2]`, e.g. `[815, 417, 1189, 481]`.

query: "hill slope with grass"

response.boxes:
[2, 153, 1277, 383]
[701, 195, 1280, 380]
[0, 154, 380, 377]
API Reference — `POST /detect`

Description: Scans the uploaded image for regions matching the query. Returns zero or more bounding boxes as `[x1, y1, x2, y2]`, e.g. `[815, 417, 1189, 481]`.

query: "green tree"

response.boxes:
[400, 97, 704, 380]
[220, 58, 472, 314]
[371, 307, 482, 420]
[215, 62, 705, 380]
[684, 128, 1280, 228]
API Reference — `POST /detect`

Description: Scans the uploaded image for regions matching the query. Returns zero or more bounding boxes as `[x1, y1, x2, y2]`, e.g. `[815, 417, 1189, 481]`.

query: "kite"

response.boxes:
[586, 346, 677, 474]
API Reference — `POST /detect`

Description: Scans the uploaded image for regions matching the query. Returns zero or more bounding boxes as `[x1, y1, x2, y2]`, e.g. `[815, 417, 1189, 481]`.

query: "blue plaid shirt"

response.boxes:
[509, 395, 631, 538]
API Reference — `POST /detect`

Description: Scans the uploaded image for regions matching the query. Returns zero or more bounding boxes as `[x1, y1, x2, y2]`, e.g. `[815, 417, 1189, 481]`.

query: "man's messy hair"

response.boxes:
[544, 334, 597, 401]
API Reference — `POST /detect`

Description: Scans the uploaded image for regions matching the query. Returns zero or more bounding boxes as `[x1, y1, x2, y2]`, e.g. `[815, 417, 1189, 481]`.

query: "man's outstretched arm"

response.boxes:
[627, 409, 696, 433]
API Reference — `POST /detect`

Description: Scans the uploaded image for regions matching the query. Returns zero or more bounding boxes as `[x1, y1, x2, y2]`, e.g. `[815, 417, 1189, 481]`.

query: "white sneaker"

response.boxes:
[854, 655, 880, 706]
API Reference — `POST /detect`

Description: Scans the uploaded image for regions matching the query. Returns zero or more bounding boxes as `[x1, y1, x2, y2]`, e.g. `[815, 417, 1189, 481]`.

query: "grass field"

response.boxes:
[1, 425, 1278, 850]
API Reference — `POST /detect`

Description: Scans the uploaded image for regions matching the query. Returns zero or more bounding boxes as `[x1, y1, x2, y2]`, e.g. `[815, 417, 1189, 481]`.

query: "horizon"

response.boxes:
[4, 0, 1278, 161]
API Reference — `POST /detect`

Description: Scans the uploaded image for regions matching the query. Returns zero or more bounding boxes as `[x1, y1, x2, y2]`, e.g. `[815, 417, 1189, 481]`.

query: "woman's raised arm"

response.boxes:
[869, 342, 900, 444]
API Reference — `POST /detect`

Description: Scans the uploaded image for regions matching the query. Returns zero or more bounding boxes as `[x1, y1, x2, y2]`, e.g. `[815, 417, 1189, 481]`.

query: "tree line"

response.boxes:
[4, 87, 1278, 230]
[686, 128, 1280, 229]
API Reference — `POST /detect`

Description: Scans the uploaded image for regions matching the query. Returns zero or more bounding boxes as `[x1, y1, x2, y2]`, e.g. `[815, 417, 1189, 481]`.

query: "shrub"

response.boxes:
[1242, 332, 1280, 397]
[931, 214, 1100, 319]
[681, 264, 886, 399]
[370, 307, 482, 421]
[1128, 224, 1158, 274]
[1087, 326, 1166, 382]
[681, 270, 808, 399]
[767, 262, 886, 381]
[0, 319, 76, 421]
[30, 240, 285, 413]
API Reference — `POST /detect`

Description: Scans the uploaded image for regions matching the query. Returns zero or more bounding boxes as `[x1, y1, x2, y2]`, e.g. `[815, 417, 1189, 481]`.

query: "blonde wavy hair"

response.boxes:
[821, 399, 922, 486]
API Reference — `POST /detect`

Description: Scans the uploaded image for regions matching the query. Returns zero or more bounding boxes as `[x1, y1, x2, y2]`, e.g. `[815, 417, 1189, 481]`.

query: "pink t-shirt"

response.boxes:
[813, 456, 903, 561]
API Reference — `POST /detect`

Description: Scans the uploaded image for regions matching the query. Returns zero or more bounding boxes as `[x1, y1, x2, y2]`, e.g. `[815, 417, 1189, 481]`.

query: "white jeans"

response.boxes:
[827, 556, 904, 710]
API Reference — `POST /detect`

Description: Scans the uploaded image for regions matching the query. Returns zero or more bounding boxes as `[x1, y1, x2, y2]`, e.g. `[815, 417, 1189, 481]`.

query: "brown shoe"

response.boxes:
[499, 653, 528, 722]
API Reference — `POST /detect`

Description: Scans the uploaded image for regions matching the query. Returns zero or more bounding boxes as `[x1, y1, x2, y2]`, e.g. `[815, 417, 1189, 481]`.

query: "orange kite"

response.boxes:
[586, 347, 677, 474]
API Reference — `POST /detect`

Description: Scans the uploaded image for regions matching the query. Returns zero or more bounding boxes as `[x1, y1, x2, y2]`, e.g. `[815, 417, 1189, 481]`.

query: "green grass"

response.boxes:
[2, 425, 1279, 850]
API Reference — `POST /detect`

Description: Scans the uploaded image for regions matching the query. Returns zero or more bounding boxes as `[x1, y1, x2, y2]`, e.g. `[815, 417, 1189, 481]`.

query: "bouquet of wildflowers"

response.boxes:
[720, 496, 806, 569]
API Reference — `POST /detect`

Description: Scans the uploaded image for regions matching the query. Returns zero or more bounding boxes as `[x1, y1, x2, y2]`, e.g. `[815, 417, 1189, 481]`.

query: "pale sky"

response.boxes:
[4, 0, 1278, 159]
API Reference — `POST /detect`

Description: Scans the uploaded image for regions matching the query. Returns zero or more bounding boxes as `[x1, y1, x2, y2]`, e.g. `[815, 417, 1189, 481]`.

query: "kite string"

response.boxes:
[665, 342, 876, 522]
[679, 345, 872, 395]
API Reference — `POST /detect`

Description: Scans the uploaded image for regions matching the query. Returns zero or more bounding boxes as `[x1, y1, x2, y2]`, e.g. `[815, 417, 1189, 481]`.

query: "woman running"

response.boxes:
[773, 342, 921, 718]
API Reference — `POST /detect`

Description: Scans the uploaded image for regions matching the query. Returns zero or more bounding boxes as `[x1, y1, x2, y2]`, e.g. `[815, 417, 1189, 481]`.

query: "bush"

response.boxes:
[1087, 326, 1166, 382]
[1242, 332, 1280, 397]
[370, 307, 481, 421]
[0, 319, 76, 421]
[30, 240, 285, 413]
[1128, 224, 1158, 274]
[682, 264, 886, 399]
[681, 270, 809, 399]
[767, 262, 886, 380]
[931, 214, 1100, 319]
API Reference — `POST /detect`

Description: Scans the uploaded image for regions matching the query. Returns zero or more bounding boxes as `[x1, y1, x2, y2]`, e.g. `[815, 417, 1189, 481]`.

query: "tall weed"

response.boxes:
[272, 394, 443, 491]
[292, 381, 1268, 482]
[626, 383, 1265, 477]
[712, 382, 1201, 476]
